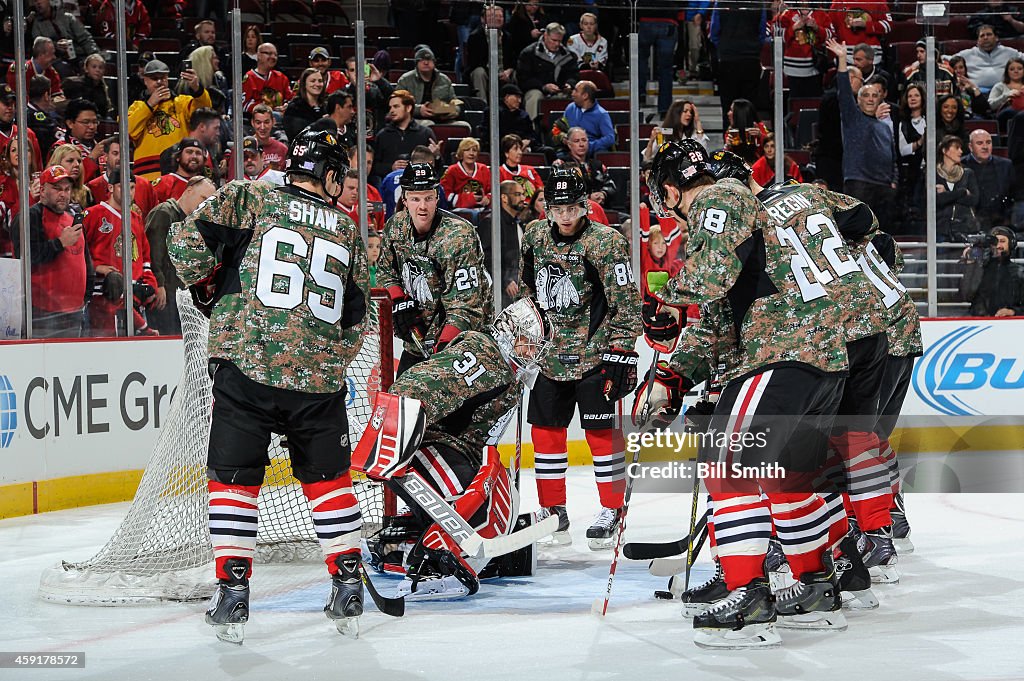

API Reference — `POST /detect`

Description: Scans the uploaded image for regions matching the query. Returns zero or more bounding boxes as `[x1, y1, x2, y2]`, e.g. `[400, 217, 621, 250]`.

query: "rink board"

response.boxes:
[1, 317, 1022, 517]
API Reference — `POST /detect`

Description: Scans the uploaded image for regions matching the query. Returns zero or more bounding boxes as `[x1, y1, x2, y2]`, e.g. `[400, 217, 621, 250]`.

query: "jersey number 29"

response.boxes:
[255, 226, 350, 324]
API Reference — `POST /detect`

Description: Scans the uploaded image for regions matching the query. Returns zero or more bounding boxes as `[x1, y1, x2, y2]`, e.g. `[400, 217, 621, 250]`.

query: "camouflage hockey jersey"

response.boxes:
[169, 180, 370, 394]
[519, 217, 642, 380]
[851, 235, 923, 358]
[659, 178, 848, 379]
[391, 330, 518, 462]
[377, 209, 494, 357]
[668, 301, 745, 385]
[757, 183, 888, 343]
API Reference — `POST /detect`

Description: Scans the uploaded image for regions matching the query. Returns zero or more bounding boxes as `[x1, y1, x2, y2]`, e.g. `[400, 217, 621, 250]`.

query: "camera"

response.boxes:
[181, 60, 192, 72]
[971, 233, 998, 249]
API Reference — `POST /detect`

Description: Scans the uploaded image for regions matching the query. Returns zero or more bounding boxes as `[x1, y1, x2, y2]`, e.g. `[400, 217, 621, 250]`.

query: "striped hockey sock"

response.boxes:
[879, 438, 901, 495]
[832, 431, 893, 531]
[533, 426, 569, 508]
[301, 473, 362, 575]
[770, 493, 830, 580]
[711, 493, 772, 590]
[586, 428, 626, 508]
[208, 481, 260, 580]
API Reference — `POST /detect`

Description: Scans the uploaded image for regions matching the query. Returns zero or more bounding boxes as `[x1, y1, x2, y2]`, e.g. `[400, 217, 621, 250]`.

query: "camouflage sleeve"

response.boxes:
[818, 187, 878, 243]
[517, 220, 542, 301]
[375, 216, 401, 292]
[390, 332, 511, 426]
[599, 229, 642, 350]
[341, 217, 371, 350]
[168, 180, 251, 286]
[658, 180, 756, 307]
[667, 323, 713, 386]
[441, 221, 492, 332]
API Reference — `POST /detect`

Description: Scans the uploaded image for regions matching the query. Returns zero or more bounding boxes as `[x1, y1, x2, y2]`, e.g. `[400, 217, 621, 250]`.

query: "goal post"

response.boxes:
[38, 289, 396, 605]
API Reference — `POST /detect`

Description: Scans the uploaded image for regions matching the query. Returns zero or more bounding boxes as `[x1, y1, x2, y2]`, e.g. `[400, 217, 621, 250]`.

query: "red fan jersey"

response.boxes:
[83, 200, 157, 287]
[87, 174, 158, 221]
[498, 163, 544, 198]
[829, 1, 891, 55]
[440, 161, 492, 209]
[152, 173, 191, 204]
[242, 69, 295, 113]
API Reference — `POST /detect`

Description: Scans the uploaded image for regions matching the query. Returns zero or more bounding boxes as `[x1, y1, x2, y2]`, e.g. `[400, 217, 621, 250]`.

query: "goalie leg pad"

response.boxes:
[478, 513, 538, 578]
[351, 392, 426, 480]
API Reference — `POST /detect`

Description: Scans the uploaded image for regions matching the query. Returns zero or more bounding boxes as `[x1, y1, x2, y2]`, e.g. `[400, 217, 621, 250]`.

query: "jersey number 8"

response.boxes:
[255, 226, 350, 324]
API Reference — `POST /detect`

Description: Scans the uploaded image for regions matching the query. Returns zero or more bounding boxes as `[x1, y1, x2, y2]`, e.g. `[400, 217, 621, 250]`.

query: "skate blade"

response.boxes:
[777, 610, 848, 631]
[693, 623, 782, 650]
[587, 535, 616, 551]
[869, 564, 900, 584]
[538, 530, 573, 546]
[893, 537, 915, 554]
[213, 623, 245, 645]
[841, 589, 880, 610]
[334, 616, 360, 639]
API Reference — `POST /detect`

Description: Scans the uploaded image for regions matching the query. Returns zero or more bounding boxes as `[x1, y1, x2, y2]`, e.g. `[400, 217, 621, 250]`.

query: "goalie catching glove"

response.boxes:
[599, 348, 639, 402]
[632, 361, 694, 429]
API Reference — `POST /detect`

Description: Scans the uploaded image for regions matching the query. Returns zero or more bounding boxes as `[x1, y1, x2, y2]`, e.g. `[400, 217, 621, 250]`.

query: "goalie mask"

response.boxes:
[647, 139, 712, 220]
[491, 298, 554, 388]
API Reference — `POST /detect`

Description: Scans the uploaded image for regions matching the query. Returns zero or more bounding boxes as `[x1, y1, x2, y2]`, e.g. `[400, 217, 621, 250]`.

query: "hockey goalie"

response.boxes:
[353, 298, 555, 600]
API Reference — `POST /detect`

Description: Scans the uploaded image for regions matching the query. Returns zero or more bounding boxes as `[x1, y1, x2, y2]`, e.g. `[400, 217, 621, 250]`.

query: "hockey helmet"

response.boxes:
[647, 139, 713, 218]
[544, 165, 588, 206]
[400, 162, 440, 192]
[285, 128, 348, 183]
[709, 148, 752, 184]
[491, 298, 554, 387]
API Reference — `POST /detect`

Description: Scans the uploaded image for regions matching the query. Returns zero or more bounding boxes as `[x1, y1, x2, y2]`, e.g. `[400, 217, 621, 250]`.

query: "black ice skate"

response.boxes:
[681, 560, 730, 616]
[205, 558, 250, 645]
[586, 507, 621, 550]
[692, 578, 781, 649]
[325, 555, 364, 638]
[859, 525, 900, 584]
[891, 493, 914, 554]
[775, 551, 847, 631]
[396, 547, 480, 601]
[765, 536, 792, 592]
[836, 534, 879, 610]
[535, 505, 572, 546]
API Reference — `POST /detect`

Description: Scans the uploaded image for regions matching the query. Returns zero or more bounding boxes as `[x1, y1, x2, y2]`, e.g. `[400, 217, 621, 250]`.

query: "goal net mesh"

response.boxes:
[38, 289, 393, 605]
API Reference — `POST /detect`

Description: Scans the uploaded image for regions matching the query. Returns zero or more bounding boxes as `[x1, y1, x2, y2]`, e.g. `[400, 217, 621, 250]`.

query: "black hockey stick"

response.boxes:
[623, 508, 709, 560]
[358, 563, 405, 617]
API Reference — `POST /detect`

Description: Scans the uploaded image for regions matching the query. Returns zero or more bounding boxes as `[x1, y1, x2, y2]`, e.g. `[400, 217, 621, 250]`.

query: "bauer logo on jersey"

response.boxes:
[99, 216, 114, 234]
[402, 261, 434, 306]
[535, 264, 581, 312]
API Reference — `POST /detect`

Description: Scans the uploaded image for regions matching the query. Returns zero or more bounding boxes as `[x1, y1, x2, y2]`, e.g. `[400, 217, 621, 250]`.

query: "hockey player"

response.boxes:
[377, 162, 494, 374]
[646, 140, 851, 648]
[352, 298, 554, 599]
[168, 129, 370, 642]
[518, 166, 642, 549]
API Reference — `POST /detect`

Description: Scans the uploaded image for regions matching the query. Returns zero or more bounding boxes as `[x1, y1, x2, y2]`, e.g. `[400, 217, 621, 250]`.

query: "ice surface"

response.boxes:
[2, 468, 1024, 681]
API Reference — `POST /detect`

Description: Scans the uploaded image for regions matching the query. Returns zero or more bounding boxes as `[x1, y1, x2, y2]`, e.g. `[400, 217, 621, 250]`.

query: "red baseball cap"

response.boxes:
[39, 165, 73, 186]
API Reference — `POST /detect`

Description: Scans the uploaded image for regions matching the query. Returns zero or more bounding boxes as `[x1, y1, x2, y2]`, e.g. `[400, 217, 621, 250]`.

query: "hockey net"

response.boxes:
[38, 289, 395, 605]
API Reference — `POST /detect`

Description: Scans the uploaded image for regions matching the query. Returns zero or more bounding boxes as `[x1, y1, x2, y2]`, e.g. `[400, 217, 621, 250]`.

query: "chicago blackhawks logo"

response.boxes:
[402, 260, 434, 306]
[535, 264, 581, 311]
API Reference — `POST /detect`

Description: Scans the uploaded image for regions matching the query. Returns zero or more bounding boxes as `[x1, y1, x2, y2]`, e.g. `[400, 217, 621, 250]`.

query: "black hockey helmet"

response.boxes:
[709, 148, 752, 184]
[285, 128, 348, 183]
[544, 165, 588, 206]
[647, 139, 713, 218]
[400, 162, 440, 192]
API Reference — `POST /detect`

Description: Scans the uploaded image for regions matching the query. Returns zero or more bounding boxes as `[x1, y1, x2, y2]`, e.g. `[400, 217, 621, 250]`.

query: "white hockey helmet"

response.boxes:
[491, 298, 554, 386]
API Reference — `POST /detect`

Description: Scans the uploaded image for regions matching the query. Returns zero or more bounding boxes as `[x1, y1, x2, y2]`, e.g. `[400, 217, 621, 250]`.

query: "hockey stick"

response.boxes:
[682, 475, 703, 593]
[648, 518, 710, 577]
[511, 386, 524, 488]
[666, 521, 709, 596]
[592, 358, 659, 618]
[358, 563, 405, 617]
[623, 507, 709, 561]
[396, 470, 558, 559]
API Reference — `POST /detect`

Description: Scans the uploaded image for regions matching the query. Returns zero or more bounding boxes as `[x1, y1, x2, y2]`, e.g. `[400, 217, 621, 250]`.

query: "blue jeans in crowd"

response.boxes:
[638, 20, 678, 115]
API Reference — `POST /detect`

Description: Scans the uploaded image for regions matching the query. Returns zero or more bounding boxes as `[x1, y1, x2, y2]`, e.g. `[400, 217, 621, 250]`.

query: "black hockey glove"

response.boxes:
[101, 270, 125, 301]
[391, 294, 427, 344]
[599, 348, 639, 402]
[684, 399, 716, 434]
[632, 361, 693, 429]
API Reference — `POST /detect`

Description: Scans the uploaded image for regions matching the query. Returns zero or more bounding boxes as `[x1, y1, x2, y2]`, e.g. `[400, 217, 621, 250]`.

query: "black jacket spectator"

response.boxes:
[464, 20, 515, 81]
[965, 152, 1016, 228]
[477, 205, 522, 308]
[968, 2, 1024, 38]
[282, 98, 327, 142]
[509, 3, 549, 58]
[936, 165, 981, 239]
[960, 242, 1024, 316]
[372, 120, 436, 179]
[63, 75, 111, 119]
[516, 40, 580, 95]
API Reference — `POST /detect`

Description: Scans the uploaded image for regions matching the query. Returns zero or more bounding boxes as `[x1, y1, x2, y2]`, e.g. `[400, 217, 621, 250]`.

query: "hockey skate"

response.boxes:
[765, 537, 793, 592]
[891, 493, 914, 554]
[859, 526, 900, 584]
[680, 560, 730, 616]
[775, 551, 847, 631]
[586, 507, 621, 550]
[692, 578, 781, 650]
[205, 558, 250, 645]
[535, 505, 572, 546]
[836, 535, 879, 610]
[396, 547, 480, 601]
[324, 555, 364, 639]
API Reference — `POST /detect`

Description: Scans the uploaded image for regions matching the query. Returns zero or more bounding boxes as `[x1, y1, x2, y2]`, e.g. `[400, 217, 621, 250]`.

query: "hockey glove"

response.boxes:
[391, 293, 427, 345]
[684, 400, 716, 434]
[101, 270, 125, 301]
[133, 281, 156, 307]
[632, 361, 693, 429]
[642, 303, 682, 347]
[599, 348, 639, 402]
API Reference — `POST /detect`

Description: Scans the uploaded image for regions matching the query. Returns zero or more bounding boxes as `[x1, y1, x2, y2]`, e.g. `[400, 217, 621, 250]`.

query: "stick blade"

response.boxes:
[591, 597, 609, 617]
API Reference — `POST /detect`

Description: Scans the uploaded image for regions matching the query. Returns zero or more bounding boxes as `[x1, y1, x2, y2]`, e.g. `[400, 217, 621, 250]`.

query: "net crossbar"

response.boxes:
[38, 289, 393, 605]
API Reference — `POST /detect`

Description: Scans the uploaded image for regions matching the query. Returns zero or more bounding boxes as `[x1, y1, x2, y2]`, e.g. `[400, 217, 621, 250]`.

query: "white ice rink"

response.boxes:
[3, 468, 1024, 681]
